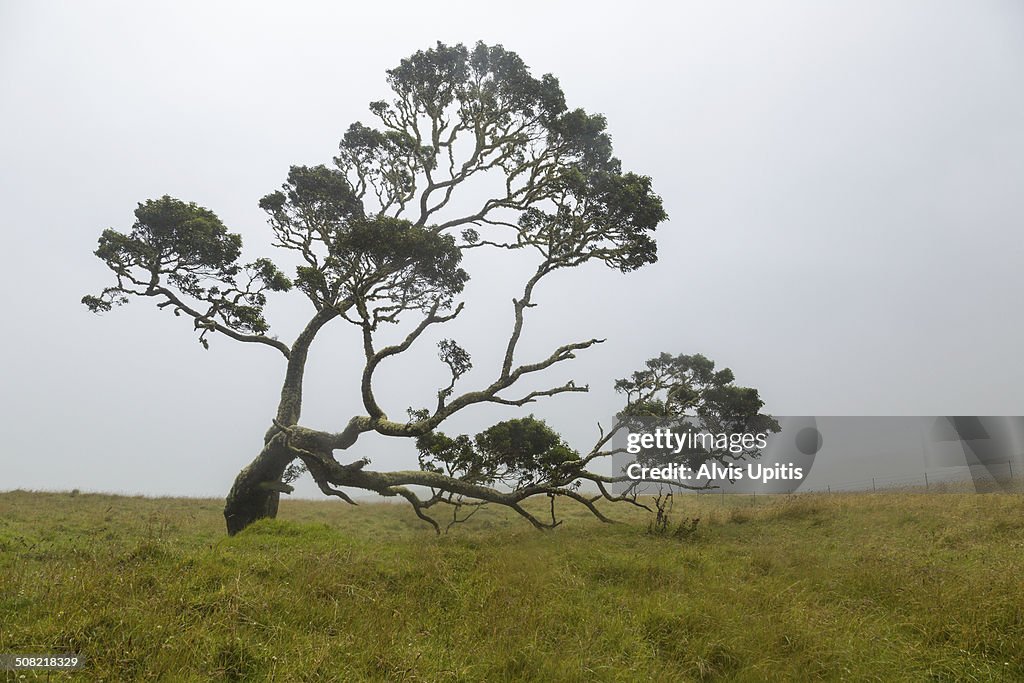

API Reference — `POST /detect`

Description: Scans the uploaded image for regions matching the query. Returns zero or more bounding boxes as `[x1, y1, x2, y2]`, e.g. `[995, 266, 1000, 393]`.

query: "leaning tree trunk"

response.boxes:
[223, 309, 335, 535]
[223, 438, 295, 535]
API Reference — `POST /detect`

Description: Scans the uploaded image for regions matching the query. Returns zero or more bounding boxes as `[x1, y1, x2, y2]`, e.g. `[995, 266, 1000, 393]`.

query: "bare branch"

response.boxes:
[390, 487, 441, 534]
[143, 283, 292, 358]
[445, 497, 485, 532]
[511, 502, 561, 530]
[360, 301, 465, 419]
[484, 382, 588, 406]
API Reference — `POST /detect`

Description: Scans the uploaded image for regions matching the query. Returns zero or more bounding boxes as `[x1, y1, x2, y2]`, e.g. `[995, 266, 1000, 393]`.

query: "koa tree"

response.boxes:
[84, 41, 774, 535]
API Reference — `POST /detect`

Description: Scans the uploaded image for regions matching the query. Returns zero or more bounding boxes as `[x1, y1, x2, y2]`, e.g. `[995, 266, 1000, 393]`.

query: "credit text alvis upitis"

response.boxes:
[624, 428, 804, 484]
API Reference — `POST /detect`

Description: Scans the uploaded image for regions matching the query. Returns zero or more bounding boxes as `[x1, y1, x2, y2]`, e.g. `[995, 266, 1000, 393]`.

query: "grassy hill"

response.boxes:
[1, 489, 1023, 681]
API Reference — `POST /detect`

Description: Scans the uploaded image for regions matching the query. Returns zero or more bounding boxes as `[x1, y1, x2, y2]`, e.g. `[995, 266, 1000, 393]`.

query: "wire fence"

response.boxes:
[684, 461, 1022, 500]
[807, 461, 1018, 494]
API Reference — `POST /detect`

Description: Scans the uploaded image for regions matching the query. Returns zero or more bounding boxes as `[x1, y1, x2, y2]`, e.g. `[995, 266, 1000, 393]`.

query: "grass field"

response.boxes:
[1, 489, 1023, 681]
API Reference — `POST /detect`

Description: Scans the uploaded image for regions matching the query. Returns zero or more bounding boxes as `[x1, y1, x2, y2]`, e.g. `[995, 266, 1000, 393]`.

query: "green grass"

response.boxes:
[2, 489, 1023, 681]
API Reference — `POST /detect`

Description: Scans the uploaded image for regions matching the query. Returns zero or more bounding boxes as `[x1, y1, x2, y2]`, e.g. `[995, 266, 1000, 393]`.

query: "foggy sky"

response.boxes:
[2, 0, 1023, 498]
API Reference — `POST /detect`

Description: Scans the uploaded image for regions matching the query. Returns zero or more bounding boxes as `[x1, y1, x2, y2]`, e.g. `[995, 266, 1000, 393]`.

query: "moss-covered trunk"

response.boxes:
[223, 439, 294, 535]
[222, 309, 335, 535]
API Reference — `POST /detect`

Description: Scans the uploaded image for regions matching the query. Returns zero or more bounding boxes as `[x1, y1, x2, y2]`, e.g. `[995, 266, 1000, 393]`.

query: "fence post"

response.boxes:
[872, 478, 876, 492]
[1010, 460, 1014, 479]
[924, 471, 929, 491]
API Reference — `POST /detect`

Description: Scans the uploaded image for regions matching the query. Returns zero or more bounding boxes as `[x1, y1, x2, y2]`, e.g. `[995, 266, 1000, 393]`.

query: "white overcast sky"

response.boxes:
[1, 1, 1023, 497]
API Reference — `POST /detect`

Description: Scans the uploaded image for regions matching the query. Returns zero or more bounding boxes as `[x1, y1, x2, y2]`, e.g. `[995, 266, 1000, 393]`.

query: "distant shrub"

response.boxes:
[646, 491, 701, 540]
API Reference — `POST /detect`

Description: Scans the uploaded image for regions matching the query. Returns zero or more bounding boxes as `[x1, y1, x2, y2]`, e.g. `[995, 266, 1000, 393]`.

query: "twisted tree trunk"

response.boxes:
[223, 438, 294, 535]
[223, 310, 336, 535]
